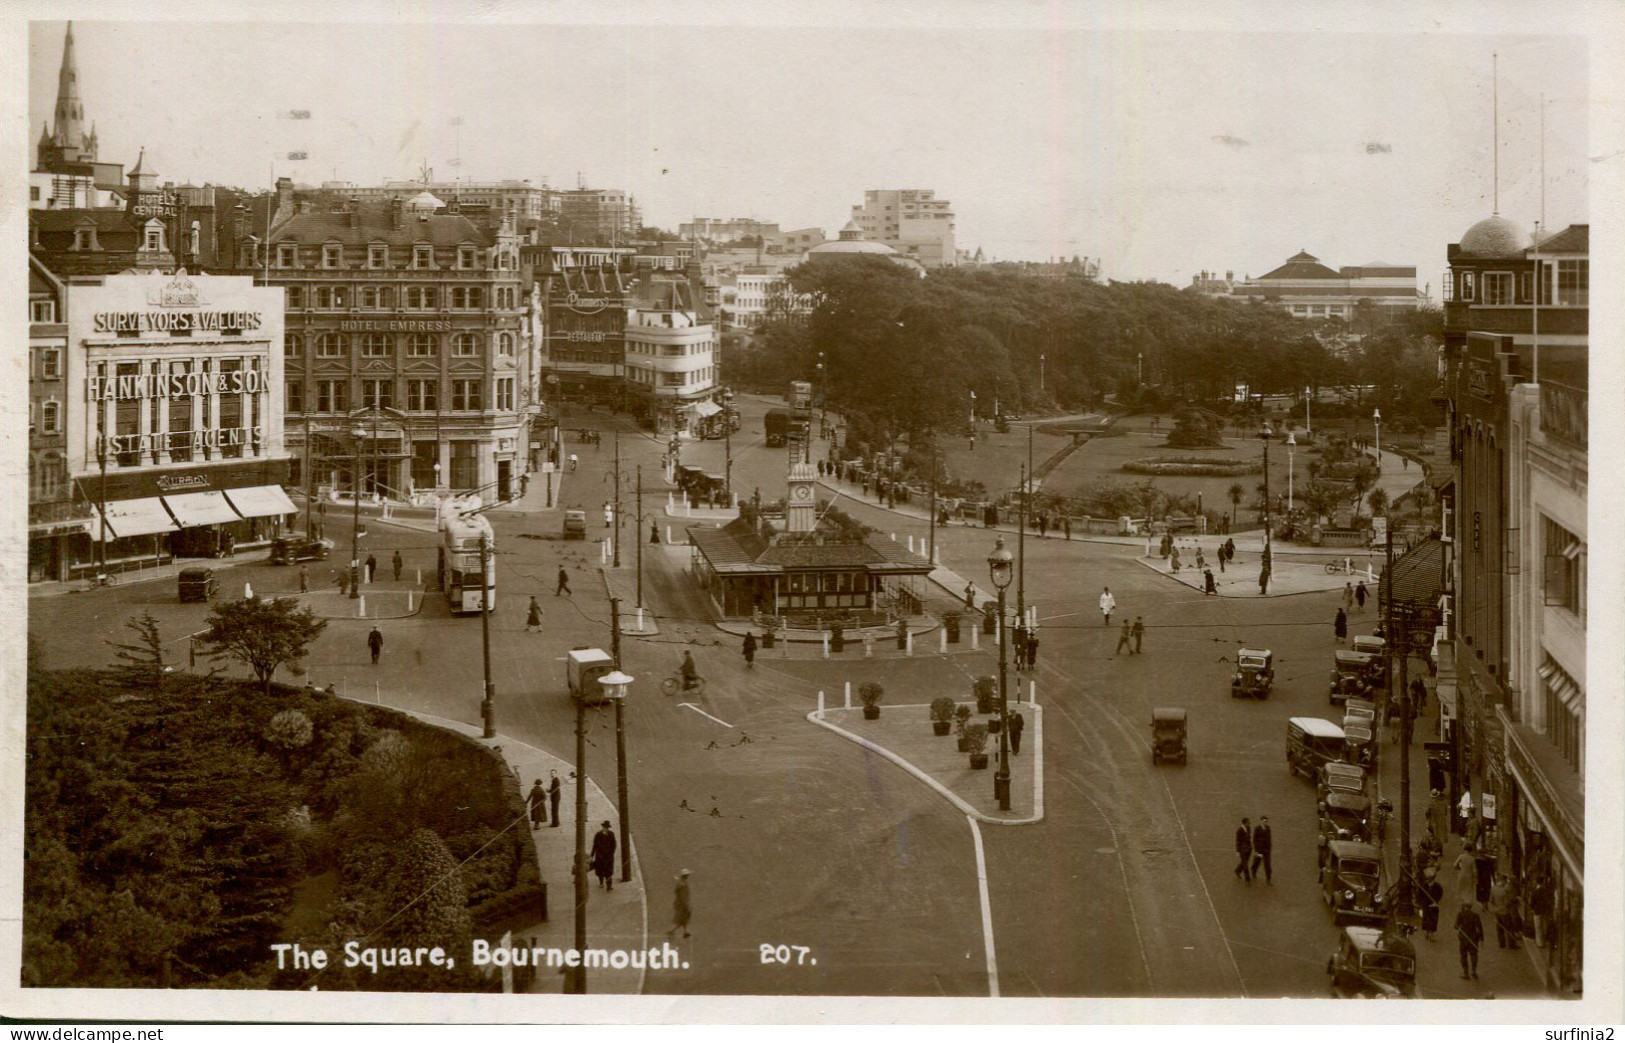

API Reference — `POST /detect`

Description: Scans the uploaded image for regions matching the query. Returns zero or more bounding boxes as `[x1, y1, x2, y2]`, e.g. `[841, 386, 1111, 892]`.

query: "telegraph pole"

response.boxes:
[1016, 461, 1027, 625]
[612, 432, 622, 568]
[480, 532, 495, 738]
[635, 466, 644, 608]
[569, 667, 588, 993]
[610, 596, 631, 883]
[927, 430, 937, 566]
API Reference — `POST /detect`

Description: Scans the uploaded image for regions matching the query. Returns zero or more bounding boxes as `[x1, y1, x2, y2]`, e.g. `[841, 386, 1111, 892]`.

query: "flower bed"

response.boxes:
[1122, 457, 1260, 477]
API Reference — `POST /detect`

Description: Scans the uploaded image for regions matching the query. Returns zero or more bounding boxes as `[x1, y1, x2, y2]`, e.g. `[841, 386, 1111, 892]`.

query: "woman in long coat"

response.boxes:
[1334, 608, 1348, 643]
[1419, 868, 1443, 940]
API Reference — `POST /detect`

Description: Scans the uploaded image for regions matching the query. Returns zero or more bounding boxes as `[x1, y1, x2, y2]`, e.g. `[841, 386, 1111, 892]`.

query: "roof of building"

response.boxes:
[1457, 215, 1529, 258]
[272, 207, 493, 247]
[1257, 250, 1341, 281]
[688, 515, 932, 576]
[1532, 223, 1588, 255]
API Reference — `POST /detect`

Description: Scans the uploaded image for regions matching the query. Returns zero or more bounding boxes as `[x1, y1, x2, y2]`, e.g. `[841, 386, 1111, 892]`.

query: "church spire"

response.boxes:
[42, 21, 95, 166]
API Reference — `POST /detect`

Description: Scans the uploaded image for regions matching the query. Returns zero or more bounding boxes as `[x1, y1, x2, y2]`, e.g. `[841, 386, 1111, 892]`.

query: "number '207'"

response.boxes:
[760, 944, 815, 965]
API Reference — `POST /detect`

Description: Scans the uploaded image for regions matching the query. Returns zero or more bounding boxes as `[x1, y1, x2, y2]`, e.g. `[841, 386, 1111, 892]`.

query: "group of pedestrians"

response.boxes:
[1012, 626, 1040, 670]
[1113, 616, 1146, 655]
[1232, 816, 1273, 883]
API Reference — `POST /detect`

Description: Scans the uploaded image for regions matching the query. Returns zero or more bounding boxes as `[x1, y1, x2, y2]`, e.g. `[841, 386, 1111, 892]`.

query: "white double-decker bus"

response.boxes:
[437, 501, 495, 615]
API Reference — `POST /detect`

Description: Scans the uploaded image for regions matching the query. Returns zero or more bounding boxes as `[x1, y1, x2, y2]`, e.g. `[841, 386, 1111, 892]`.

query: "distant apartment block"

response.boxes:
[850, 189, 957, 267]
[680, 217, 780, 243]
[321, 179, 555, 221]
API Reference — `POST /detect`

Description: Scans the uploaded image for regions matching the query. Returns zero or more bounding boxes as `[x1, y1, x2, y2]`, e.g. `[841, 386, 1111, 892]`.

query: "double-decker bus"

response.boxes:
[437, 504, 495, 614]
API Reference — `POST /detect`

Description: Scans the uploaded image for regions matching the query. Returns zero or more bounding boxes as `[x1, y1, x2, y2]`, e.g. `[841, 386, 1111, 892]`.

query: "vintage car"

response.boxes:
[177, 566, 217, 603]
[268, 535, 330, 565]
[1231, 648, 1275, 699]
[1344, 698, 1377, 724]
[1319, 791, 1374, 847]
[1328, 926, 1416, 998]
[1352, 635, 1387, 684]
[1343, 717, 1376, 767]
[562, 510, 588, 540]
[1330, 650, 1376, 705]
[1288, 717, 1346, 780]
[1321, 840, 1387, 925]
[1151, 707, 1188, 765]
[1317, 761, 1368, 801]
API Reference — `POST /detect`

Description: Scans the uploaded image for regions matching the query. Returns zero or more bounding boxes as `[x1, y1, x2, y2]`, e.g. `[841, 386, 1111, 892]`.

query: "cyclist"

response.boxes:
[569, 453, 579, 472]
[680, 651, 700, 691]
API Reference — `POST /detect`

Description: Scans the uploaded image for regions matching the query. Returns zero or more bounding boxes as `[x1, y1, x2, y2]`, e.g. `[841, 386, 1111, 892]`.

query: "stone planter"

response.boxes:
[862, 705, 880, 720]
[987, 717, 1002, 734]
[969, 753, 990, 770]
[763, 629, 776, 649]
[933, 721, 952, 736]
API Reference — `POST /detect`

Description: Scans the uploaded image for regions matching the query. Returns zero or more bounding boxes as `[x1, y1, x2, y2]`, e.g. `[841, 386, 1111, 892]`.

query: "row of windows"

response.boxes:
[627, 365, 716, 388]
[1289, 303, 1350, 318]
[1449, 260, 1588, 306]
[627, 341, 714, 357]
[277, 242, 517, 272]
[285, 285, 520, 310]
[285, 331, 516, 358]
[287, 377, 515, 413]
[1542, 515, 1583, 616]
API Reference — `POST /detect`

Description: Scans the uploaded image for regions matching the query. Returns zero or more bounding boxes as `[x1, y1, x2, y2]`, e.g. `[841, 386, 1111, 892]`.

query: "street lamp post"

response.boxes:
[1373, 407, 1382, 463]
[1039, 353, 1046, 394]
[598, 665, 634, 885]
[96, 434, 109, 581]
[1286, 431, 1296, 513]
[1304, 385, 1312, 436]
[1137, 352, 1143, 385]
[349, 423, 366, 598]
[988, 536, 1014, 811]
[1259, 423, 1273, 591]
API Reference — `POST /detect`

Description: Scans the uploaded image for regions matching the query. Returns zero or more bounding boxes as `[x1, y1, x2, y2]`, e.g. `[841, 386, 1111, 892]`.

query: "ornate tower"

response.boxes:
[786, 460, 818, 534]
[40, 22, 95, 168]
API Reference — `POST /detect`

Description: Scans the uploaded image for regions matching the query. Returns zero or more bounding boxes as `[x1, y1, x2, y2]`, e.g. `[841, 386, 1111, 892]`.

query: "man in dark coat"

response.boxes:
[742, 632, 757, 668]
[367, 626, 383, 664]
[1009, 710, 1025, 755]
[365, 553, 378, 583]
[548, 771, 561, 827]
[392, 549, 403, 581]
[556, 565, 572, 596]
[1355, 582, 1369, 611]
[1115, 619, 1133, 655]
[1203, 568, 1217, 595]
[1131, 616, 1145, 654]
[1455, 901, 1484, 978]
[1235, 818, 1254, 882]
[1026, 634, 1040, 669]
[591, 821, 618, 889]
[1251, 816, 1273, 883]
[527, 779, 546, 831]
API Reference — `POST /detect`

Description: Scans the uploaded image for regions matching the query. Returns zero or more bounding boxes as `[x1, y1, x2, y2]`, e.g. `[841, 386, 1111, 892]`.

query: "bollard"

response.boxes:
[731, 492, 739, 508]
[890, 532, 897, 543]
[375, 681, 381, 704]
[939, 628, 947, 653]
[244, 582, 253, 600]
[358, 595, 366, 618]
[971, 625, 979, 651]
[1029, 679, 1037, 705]
[905, 631, 914, 657]
[907, 534, 915, 553]
[666, 525, 673, 545]
[864, 632, 874, 657]
[636, 607, 644, 630]
[933, 545, 939, 565]
[822, 633, 830, 659]
[844, 682, 852, 709]
[667, 493, 674, 512]
[818, 690, 825, 714]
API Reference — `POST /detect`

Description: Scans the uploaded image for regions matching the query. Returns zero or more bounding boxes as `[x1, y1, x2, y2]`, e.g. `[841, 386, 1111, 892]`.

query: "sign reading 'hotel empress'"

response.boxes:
[338, 318, 453, 332]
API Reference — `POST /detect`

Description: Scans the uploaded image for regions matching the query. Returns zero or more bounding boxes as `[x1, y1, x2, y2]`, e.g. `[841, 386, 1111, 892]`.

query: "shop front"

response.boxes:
[1503, 711, 1584, 995]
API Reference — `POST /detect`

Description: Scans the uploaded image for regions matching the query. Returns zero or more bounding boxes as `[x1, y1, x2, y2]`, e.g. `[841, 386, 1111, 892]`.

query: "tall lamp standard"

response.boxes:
[1039, 353, 1046, 394]
[349, 423, 367, 598]
[1286, 431, 1296, 513]
[1372, 408, 1382, 463]
[597, 669, 635, 884]
[988, 536, 1015, 811]
[1258, 423, 1273, 591]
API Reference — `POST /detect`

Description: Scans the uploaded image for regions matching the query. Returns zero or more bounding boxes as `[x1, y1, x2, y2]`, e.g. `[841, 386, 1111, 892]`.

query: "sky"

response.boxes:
[20, 4, 1606, 285]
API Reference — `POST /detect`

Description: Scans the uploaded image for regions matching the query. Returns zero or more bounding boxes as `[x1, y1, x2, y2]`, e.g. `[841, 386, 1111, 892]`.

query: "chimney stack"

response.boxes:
[391, 197, 405, 230]
[275, 176, 294, 217]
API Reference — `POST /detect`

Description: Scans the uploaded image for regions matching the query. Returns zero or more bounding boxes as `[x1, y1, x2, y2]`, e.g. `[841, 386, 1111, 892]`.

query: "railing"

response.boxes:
[1539, 381, 1587, 448]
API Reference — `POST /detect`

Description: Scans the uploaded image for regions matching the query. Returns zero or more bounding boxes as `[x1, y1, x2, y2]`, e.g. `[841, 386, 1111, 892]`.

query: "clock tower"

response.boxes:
[786, 460, 818, 533]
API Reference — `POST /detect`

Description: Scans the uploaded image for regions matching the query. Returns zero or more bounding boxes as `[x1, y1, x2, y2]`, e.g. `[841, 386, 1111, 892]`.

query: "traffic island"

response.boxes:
[809, 701, 1043, 824]
[297, 588, 426, 620]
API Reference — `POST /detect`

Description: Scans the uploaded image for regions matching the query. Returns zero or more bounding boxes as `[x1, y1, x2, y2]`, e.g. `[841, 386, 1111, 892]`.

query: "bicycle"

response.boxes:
[1324, 558, 1361, 574]
[660, 674, 706, 697]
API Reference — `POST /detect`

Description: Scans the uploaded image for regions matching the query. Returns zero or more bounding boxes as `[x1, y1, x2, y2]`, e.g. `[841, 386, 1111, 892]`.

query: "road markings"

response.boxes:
[967, 815, 999, 998]
[678, 703, 734, 728]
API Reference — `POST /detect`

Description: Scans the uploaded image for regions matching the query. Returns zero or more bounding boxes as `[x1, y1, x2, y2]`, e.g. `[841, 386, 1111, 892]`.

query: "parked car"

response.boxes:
[178, 566, 217, 603]
[563, 510, 587, 540]
[1352, 634, 1387, 684]
[1327, 926, 1416, 998]
[1319, 791, 1374, 847]
[268, 535, 330, 565]
[1321, 840, 1387, 926]
[1342, 717, 1376, 767]
[1330, 650, 1376, 705]
[1316, 761, 1368, 802]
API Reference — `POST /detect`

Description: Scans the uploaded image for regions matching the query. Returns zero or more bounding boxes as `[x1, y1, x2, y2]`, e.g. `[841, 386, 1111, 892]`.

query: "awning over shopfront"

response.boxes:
[224, 485, 299, 519]
[163, 490, 241, 528]
[99, 497, 179, 539]
[691, 400, 723, 419]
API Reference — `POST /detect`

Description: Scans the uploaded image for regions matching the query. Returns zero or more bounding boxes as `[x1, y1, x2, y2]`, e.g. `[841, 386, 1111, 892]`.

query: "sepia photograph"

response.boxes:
[3, 0, 1620, 1028]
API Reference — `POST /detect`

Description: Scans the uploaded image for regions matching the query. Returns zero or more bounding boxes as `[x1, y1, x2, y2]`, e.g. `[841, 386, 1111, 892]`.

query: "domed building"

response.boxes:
[1456, 214, 1530, 258]
[806, 219, 925, 275]
[404, 190, 446, 213]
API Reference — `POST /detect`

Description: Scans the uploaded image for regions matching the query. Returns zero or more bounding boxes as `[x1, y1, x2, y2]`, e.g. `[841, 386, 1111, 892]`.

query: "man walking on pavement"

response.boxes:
[548, 771, 562, 827]
[591, 821, 617, 890]
[1455, 900, 1484, 978]
[1026, 633, 1040, 669]
[299, 564, 309, 593]
[526, 596, 544, 633]
[1099, 587, 1116, 626]
[367, 625, 383, 665]
[556, 565, 572, 596]
[1235, 817, 1254, 882]
[669, 870, 692, 939]
[1116, 618, 1133, 655]
[1009, 709, 1025, 755]
[1131, 616, 1145, 654]
[1203, 567, 1217, 595]
[365, 553, 377, 584]
[742, 631, 757, 668]
[527, 779, 547, 831]
[1355, 581, 1368, 612]
[1490, 873, 1521, 949]
[392, 549, 403, 582]
[1251, 816, 1273, 883]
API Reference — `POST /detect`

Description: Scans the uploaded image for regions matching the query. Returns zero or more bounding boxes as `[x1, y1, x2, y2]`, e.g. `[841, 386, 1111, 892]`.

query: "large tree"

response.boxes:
[198, 596, 328, 696]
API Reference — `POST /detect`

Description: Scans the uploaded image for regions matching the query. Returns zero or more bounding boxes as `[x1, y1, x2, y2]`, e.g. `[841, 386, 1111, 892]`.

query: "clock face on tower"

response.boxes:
[793, 484, 813, 501]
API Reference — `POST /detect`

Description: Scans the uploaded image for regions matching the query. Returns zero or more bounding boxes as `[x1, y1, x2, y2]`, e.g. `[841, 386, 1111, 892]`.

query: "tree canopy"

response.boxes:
[198, 596, 328, 696]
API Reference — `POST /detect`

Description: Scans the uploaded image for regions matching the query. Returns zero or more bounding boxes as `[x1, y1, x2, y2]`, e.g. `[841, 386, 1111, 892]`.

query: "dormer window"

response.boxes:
[457, 245, 476, 269]
[278, 243, 298, 268]
[323, 243, 344, 268]
[144, 225, 164, 252]
[414, 245, 434, 269]
[369, 244, 388, 269]
[31, 300, 57, 324]
[73, 227, 100, 251]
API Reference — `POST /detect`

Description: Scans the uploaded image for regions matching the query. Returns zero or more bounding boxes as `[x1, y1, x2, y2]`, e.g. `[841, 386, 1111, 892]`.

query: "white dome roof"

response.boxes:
[405, 190, 445, 212]
[1459, 215, 1529, 258]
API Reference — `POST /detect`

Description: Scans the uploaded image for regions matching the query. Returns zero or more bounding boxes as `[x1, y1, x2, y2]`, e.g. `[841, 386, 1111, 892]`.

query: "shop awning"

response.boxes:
[99, 497, 179, 539]
[224, 485, 299, 519]
[164, 490, 241, 528]
[692, 400, 723, 419]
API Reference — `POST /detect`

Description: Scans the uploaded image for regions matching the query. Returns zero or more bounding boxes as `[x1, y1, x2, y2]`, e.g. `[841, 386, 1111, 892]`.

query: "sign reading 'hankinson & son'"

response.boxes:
[86, 369, 270, 402]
